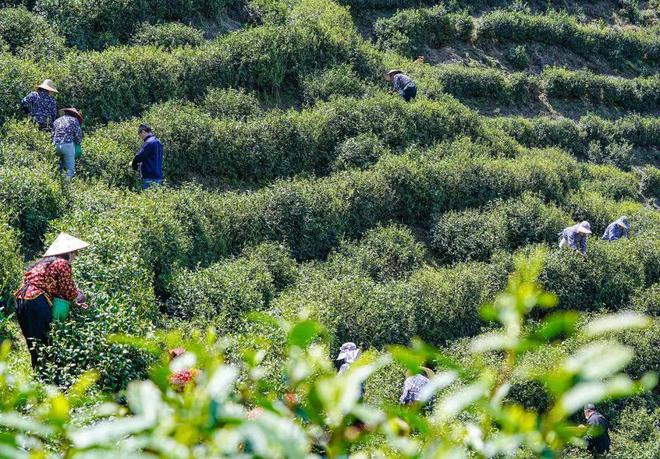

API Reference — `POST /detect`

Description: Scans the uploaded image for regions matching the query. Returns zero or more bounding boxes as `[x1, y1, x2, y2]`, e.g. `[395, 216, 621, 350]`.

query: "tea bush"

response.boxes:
[476, 10, 659, 63]
[431, 193, 572, 263]
[35, 0, 231, 50]
[640, 165, 660, 201]
[375, 6, 473, 57]
[80, 95, 489, 186]
[202, 88, 263, 120]
[565, 191, 647, 231]
[587, 140, 635, 170]
[582, 164, 639, 200]
[332, 133, 387, 171]
[0, 18, 362, 126]
[433, 65, 535, 103]
[492, 114, 660, 158]
[302, 64, 370, 105]
[328, 224, 426, 282]
[0, 7, 66, 60]
[0, 211, 22, 307]
[542, 68, 659, 110]
[166, 256, 275, 327]
[540, 239, 659, 312]
[0, 164, 67, 251]
[131, 22, 205, 49]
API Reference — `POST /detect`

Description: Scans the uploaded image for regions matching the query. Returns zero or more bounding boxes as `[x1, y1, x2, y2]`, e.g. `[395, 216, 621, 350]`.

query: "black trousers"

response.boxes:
[16, 296, 52, 368]
[402, 85, 417, 102]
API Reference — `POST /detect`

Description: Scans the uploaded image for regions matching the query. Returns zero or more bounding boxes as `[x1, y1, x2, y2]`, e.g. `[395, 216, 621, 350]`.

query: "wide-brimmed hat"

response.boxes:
[616, 216, 630, 229]
[387, 69, 403, 77]
[63, 107, 84, 124]
[43, 232, 89, 257]
[336, 342, 361, 363]
[37, 79, 58, 93]
[576, 221, 592, 234]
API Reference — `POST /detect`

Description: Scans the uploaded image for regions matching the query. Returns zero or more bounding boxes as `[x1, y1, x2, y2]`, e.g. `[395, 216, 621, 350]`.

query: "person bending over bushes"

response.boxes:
[52, 108, 83, 180]
[602, 216, 630, 242]
[558, 221, 592, 258]
[13, 233, 89, 369]
[385, 69, 417, 102]
[21, 79, 58, 131]
[131, 123, 164, 190]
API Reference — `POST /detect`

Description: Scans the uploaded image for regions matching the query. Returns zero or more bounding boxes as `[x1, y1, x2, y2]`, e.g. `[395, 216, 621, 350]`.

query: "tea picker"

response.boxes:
[52, 107, 84, 180]
[558, 221, 592, 258]
[14, 233, 89, 369]
[21, 79, 58, 131]
[602, 216, 630, 242]
[130, 123, 164, 190]
[385, 70, 417, 102]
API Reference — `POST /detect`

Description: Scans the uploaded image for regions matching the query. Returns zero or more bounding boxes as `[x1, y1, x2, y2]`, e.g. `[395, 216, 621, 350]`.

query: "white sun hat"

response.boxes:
[336, 342, 361, 363]
[43, 232, 89, 257]
[37, 79, 58, 93]
[576, 221, 592, 234]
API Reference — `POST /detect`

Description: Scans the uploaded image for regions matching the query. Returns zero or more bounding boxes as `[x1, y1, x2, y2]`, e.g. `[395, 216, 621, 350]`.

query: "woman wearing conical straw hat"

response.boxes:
[21, 79, 59, 131]
[14, 233, 89, 369]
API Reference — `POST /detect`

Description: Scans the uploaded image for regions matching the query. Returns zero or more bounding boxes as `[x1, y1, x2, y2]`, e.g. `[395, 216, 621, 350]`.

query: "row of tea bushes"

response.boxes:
[541, 67, 660, 110]
[60, 142, 580, 285]
[384, 57, 660, 112]
[430, 192, 572, 263]
[165, 242, 298, 332]
[78, 95, 500, 187]
[278, 229, 658, 350]
[491, 114, 660, 158]
[476, 10, 659, 64]
[374, 5, 472, 57]
[34, 0, 233, 50]
[0, 11, 361, 126]
[0, 7, 66, 60]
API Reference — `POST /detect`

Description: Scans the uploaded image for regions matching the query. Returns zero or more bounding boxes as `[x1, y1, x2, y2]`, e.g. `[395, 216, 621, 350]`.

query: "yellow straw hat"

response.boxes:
[37, 79, 58, 93]
[43, 233, 89, 257]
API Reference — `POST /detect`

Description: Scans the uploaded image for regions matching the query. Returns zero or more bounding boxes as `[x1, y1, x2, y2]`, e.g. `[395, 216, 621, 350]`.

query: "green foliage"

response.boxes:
[331, 224, 426, 282]
[131, 22, 205, 49]
[431, 193, 572, 263]
[542, 68, 659, 110]
[302, 64, 369, 105]
[587, 140, 635, 170]
[582, 164, 639, 201]
[35, 0, 230, 50]
[0, 164, 67, 251]
[332, 133, 387, 171]
[0, 256, 656, 457]
[492, 114, 660, 158]
[540, 239, 658, 312]
[375, 6, 473, 57]
[504, 44, 530, 70]
[477, 10, 659, 63]
[79, 95, 491, 187]
[0, 211, 22, 306]
[0, 7, 66, 60]
[434, 65, 535, 103]
[640, 165, 660, 200]
[166, 255, 276, 328]
[202, 88, 263, 120]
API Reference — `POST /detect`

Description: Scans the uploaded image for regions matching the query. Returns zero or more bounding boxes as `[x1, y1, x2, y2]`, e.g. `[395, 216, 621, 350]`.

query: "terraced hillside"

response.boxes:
[0, 0, 658, 457]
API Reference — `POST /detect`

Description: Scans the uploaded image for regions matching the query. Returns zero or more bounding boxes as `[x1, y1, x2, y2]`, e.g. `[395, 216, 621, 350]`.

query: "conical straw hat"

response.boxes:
[37, 79, 58, 93]
[43, 232, 89, 257]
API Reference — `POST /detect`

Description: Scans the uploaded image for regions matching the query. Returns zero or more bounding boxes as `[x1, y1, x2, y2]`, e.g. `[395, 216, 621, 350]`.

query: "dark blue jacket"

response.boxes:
[132, 135, 163, 180]
[586, 412, 611, 454]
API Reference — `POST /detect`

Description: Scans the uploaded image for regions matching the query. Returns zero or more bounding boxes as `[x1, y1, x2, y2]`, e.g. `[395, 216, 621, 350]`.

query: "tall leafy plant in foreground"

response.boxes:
[0, 254, 655, 457]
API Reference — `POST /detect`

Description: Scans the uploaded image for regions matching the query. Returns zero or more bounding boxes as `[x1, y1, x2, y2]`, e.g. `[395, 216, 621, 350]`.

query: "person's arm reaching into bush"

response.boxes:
[131, 139, 153, 171]
[51, 258, 81, 304]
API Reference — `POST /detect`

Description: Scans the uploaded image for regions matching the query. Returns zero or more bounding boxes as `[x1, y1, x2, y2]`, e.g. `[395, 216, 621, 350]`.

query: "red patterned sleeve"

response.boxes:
[50, 259, 79, 302]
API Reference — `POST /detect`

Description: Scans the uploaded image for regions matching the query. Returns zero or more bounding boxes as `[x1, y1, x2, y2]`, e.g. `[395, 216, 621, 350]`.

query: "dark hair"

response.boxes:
[138, 123, 153, 134]
[584, 403, 596, 411]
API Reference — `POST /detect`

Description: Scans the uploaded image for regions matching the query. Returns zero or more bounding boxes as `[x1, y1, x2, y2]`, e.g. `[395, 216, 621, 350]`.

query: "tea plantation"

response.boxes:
[0, 0, 658, 457]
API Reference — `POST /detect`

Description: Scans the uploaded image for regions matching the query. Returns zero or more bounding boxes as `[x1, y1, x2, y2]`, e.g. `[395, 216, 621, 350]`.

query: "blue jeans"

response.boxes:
[142, 178, 163, 190]
[56, 142, 75, 179]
